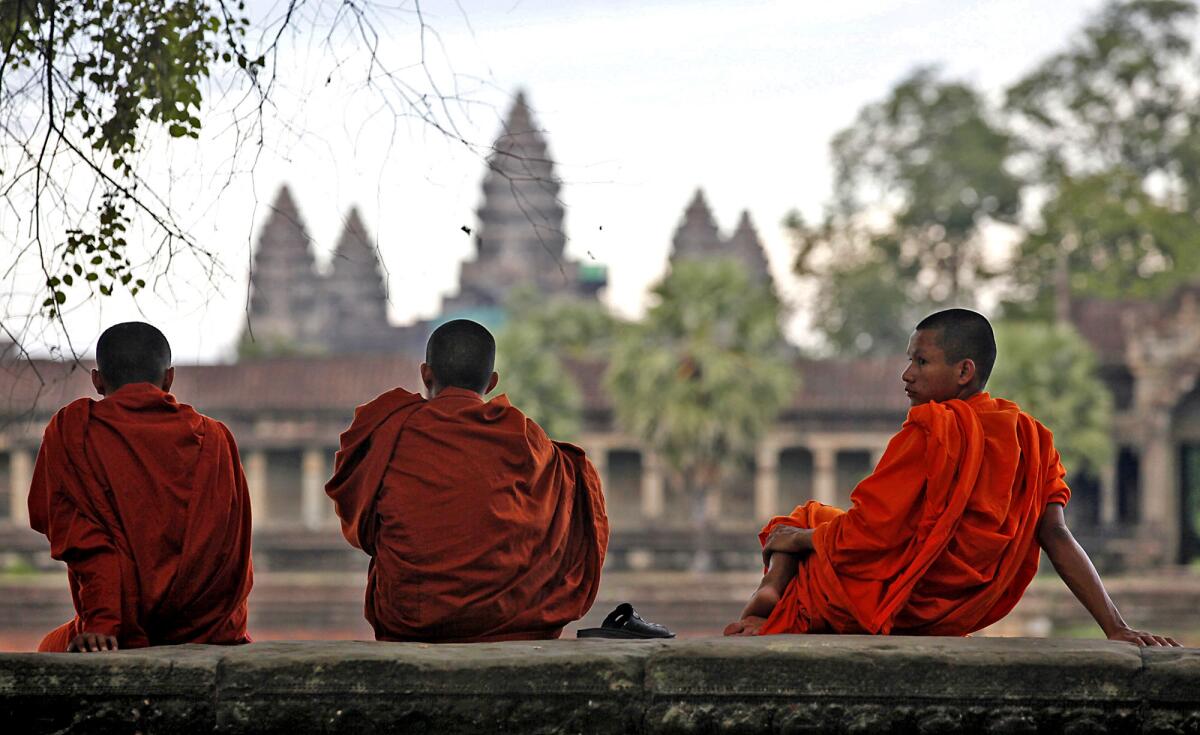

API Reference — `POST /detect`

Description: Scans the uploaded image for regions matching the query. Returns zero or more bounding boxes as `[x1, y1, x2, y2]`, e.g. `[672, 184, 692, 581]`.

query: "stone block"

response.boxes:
[0, 644, 220, 734]
[214, 640, 658, 734]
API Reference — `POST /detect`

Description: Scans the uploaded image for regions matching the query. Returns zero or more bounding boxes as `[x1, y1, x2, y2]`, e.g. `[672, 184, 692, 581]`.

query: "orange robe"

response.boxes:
[326, 386, 609, 642]
[759, 392, 1070, 636]
[29, 383, 253, 651]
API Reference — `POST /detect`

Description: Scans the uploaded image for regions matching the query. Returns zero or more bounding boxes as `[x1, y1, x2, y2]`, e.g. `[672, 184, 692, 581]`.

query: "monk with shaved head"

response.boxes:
[726, 308, 1178, 646]
[326, 319, 609, 642]
[30, 322, 253, 652]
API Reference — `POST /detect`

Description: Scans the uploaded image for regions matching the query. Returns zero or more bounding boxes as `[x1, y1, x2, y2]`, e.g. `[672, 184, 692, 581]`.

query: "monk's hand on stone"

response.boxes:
[67, 632, 118, 652]
[1107, 626, 1181, 647]
[762, 526, 813, 566]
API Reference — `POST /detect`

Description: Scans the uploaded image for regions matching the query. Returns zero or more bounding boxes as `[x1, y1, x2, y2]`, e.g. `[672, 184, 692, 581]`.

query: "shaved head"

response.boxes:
[425, 319, 496, 394]
[915, 308, 996, 388]
[96, 322, 172, 391]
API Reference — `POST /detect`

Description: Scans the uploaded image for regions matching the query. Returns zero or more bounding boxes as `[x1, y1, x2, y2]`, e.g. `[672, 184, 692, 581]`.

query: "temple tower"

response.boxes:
[669, 189, 724, 262]
[668, 191, 774, 289]
[322, 208, 392, 353]
[242, 186, 323, 353]
[727, 210, 773, 288]
[442, 91, 605, 321]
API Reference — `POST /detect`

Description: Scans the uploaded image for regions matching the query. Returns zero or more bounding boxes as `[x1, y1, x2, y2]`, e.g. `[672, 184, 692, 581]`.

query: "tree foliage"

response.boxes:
[988, 321, 1114, 474]
[798, 1, 1200, 353]
[494, 291, 617, 441]
[1001, 0, 1200, 317]
[1004, 0, 1199, 196]
[2, 0, 263, 318]
[1007, 169, 1200, 316]
[793, 67, 1020, 356]
[608, 260, 794, 549]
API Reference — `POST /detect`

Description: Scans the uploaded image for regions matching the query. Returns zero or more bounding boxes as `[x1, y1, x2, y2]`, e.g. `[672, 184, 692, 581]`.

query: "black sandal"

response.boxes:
[577, 603, 675, 639]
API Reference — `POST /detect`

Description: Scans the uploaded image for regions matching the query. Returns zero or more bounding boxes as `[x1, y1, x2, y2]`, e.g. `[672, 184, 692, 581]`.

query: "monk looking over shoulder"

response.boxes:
[726, 309, 1178, 646]
[326, 319, 609, 642]
[30, 322, 253, 652]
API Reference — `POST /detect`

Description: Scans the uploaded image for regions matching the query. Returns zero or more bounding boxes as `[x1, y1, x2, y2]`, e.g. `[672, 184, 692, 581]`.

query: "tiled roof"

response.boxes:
[0, 352, 911, 420]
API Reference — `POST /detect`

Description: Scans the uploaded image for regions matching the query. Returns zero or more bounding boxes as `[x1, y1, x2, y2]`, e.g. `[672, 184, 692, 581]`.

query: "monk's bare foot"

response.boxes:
[723, 616, 767, 636]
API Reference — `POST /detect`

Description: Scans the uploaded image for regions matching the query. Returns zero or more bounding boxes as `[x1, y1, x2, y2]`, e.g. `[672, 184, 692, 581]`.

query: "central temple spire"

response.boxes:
[441, 91, 604, 321]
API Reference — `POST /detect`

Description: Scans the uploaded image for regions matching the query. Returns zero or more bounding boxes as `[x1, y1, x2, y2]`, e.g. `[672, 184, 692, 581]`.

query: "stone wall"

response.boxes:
[2, 637, 1198, 734]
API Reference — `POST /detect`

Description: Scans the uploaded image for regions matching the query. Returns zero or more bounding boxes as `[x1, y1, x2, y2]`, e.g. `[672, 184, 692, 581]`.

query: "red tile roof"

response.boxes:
[0, 351, 911, 421]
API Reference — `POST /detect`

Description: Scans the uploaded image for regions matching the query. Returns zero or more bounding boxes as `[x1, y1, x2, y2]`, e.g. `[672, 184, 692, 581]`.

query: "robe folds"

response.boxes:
[29, 383, 253, 651]
[326, 386, 609, 642]
[759, 392, 1070, 637]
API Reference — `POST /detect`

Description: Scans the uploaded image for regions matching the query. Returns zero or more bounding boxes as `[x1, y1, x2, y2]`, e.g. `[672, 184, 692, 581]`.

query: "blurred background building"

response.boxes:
[1, 94, 1197, 580]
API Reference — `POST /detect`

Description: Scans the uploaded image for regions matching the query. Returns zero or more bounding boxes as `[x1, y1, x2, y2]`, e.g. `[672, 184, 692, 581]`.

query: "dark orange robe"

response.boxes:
[29, 383, 253, 651]
[326, 386, 609, 642]
[759, 393, 1070, 636]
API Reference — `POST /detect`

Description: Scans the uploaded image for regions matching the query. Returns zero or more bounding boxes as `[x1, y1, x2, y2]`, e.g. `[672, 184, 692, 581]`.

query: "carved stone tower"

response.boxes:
[441, 91, 605, 319]
[668, 190, 774, 290]
[322, 208, 392, 353]
[243, 186, 323, 353]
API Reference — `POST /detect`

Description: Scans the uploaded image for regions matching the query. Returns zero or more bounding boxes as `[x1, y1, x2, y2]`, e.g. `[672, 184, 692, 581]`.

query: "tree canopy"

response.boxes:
[796, 0, 1200, 354]
[988, 321, 1114, 474]
[608, 260, 794, 565]
[792, 67, 1020, 355]
[494, 291, 617, 441]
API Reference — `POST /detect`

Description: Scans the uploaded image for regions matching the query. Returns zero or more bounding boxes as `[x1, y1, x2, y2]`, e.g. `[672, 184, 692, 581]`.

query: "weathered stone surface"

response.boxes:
[0, 644, 221, 734]
[215, 640, 655, 734]
[0, 637, 1196, 734]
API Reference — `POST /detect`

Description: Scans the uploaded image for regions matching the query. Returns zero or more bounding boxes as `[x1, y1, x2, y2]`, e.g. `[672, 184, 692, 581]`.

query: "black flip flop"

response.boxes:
[577, 603, 675, 639]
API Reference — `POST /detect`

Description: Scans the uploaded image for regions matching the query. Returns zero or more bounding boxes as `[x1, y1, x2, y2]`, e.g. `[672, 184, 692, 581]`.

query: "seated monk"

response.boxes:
[726, 308, 1179, 647]
[29, 322, 253, 652]
[326, 319, 609, 642]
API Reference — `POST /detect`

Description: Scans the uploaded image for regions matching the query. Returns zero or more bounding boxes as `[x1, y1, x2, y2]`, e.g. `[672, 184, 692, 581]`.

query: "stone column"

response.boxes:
[9, 448, 32, 525]
[1139, 416, 1178, 564]
[246, 450, 268, 528]
[641, 453, 664, 519]
[1099, 461, 1118, 526]
[812, 445, 837, 506]
[754, 444, 779, 520]
[591, 448, 609, 497]
[301, 448, 328, 529]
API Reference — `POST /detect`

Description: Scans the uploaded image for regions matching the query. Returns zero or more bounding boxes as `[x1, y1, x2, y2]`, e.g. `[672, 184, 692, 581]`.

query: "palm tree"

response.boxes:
[608, 260, 796, 571]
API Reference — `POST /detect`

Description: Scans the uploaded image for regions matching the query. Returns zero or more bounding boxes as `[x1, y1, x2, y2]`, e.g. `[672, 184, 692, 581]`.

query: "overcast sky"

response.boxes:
[4, 0, 1110, 362]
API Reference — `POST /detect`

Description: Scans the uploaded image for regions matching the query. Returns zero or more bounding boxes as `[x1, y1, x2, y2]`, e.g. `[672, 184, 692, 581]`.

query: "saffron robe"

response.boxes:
[759, 393, 1070, 636]
[326, 386, 609, 642]
[29, 383, 253, 651]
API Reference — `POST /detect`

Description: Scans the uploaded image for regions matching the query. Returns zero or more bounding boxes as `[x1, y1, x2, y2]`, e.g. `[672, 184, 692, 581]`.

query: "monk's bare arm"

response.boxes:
[1037, 504, 1179, 647]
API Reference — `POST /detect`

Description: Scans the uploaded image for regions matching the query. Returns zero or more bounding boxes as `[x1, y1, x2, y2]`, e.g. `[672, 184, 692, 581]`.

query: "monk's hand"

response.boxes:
[1106, 626, 1181, 647]
[67, 632, 118, 653]
[762, 526, 813, 566]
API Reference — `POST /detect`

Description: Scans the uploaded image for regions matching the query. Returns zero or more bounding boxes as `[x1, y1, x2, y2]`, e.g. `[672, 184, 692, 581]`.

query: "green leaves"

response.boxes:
[607, 260, 795, 482]
[44, 194, 144, 318]
[494, 293, 617, 441]
[797, 1, 1200, 354]
[6, 0, 262, 316]
[989, 322, 1114, 474]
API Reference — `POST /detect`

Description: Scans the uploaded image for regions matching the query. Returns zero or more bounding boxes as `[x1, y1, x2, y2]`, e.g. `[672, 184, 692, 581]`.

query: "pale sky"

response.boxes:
[3, 0, 1109, 362]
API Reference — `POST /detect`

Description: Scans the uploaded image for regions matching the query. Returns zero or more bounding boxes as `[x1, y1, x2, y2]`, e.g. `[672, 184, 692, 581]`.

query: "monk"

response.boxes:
[29, 322, 253, 652]
[726, 308, 1179, 646]
[326, 319, 609, 642]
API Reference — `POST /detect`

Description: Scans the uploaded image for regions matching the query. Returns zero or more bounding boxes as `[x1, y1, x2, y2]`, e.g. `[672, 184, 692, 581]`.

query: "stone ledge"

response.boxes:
[1, 637, 1197, 734]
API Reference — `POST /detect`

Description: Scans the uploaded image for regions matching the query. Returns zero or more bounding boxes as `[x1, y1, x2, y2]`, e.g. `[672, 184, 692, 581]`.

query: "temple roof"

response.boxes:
[0, 352, 909, 423]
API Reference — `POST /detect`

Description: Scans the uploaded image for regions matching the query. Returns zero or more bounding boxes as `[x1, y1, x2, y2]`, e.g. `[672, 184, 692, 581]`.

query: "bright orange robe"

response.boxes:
[326, 386, 609, 642]
[29, 383, 253, 651]
[759, 393, 1070, 636]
